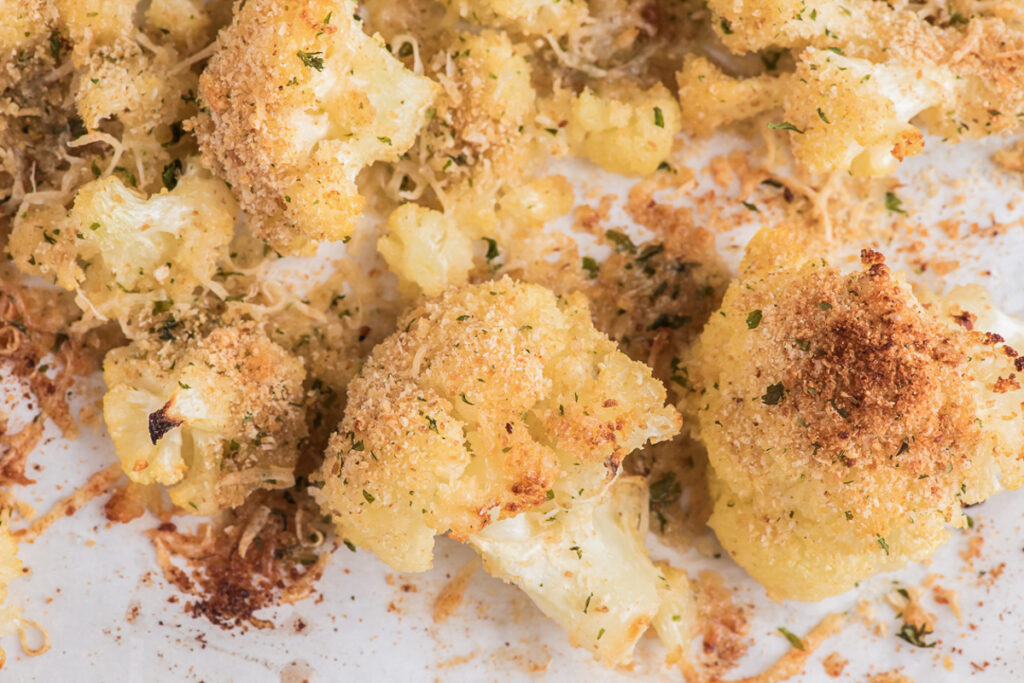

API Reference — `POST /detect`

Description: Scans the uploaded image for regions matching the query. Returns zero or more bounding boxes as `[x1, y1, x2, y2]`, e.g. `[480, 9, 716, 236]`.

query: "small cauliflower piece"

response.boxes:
[676, 55, 786, 136]
[194, 0, 438, 254]
[472, 476, 696, 667]
[445, 0, 589, 37]
[781, 49, 954, 176]
[377, 204, 475, 297]
[8, 160, 236, 329]
[315, 277, 686, 665]
[686, 229, 1024, 601]
[315, 276, 680, 572]
[568, 82, 681, 176]
[416, 29, 537, 195]
[103, 321, 307, 514]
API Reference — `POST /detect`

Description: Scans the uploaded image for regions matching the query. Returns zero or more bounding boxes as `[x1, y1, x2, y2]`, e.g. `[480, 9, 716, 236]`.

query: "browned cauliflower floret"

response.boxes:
[194, 0, 438, 254]
[314, 277, 686, 665]
[103, 321, 308, 514]
[781, 49, 954, 176]
[401, 29, 538, 200]
[685, 229, 1024, 601]
[316, 276, 680, 571]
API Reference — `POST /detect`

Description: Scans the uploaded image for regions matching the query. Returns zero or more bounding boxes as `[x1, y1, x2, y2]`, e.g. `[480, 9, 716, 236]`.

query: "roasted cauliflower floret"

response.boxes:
[412, 29, 538, 196]
[472, 476, 697, 666]
[8, 160, 236, 329]
[315, 276, 681, 573]
[194, 0, 438, 254]
[676, 55, 786, 136]
[780, 49, 954, 176]
[377, 204, 475, 297]
[686, 229, 1024, 601]
[568, 82, 681, 176]
[103, 321, 307, 514]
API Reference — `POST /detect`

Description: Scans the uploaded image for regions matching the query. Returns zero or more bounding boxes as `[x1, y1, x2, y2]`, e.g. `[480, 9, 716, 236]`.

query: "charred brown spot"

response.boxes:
[860, 249, 885, 266]
[952, 310, 976, 330]
[994, 374, 1021, 394]
[983, 332, 1005, 345]
[148, 400, 184, 444]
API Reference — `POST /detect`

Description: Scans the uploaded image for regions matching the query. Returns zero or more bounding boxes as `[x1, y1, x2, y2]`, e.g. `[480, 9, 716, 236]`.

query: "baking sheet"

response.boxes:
[4, 130, 1024, 682]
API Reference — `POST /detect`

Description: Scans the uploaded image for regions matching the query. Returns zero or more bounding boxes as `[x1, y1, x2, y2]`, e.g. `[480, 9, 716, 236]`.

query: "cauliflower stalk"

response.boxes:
[685, 228, 1024, 601]
[194, 0, 438, 254]
[103, 321, 307, 514]
[8, 160, 236, 330]
[315, 277, 690, 665]
[472, 476, 697, 666]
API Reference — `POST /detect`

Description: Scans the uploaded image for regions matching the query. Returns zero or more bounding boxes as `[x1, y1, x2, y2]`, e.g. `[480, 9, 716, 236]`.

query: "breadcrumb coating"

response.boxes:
[315, 276, 680, 572]
[194, 0, 438, 254]
[686, 228, 1024, 601]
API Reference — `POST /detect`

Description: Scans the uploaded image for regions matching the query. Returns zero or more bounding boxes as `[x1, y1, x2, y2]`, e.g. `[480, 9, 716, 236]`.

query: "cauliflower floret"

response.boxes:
[781, 49, 954, 176]
[377, 204, 475, 297]
[59, 0, 211, 185]
[918, 18, 1024, 142]
[103, 321, 307, 514]
[8, 159, 236, 330]
[413, 29, 537, 196]
[445, 0, 590, 37]
[194, 0, 438, 254]
[56, 0, 137, 47]
[144, 0, 230, 52]
[471, 476, 696, 666]
[676, 55, 786, 136]
[568, 82, 681, 176]
[685, 229, 1024, 601]
[314, 276, 680, 573]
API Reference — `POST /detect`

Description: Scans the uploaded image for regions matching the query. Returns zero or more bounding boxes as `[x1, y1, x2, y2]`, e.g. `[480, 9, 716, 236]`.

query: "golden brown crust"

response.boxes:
[688, 228, 1024, 601]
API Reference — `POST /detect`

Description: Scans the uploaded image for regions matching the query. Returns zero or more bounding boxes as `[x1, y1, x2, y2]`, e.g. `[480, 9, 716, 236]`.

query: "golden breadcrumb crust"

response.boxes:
[687, 228, 1024, 601]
